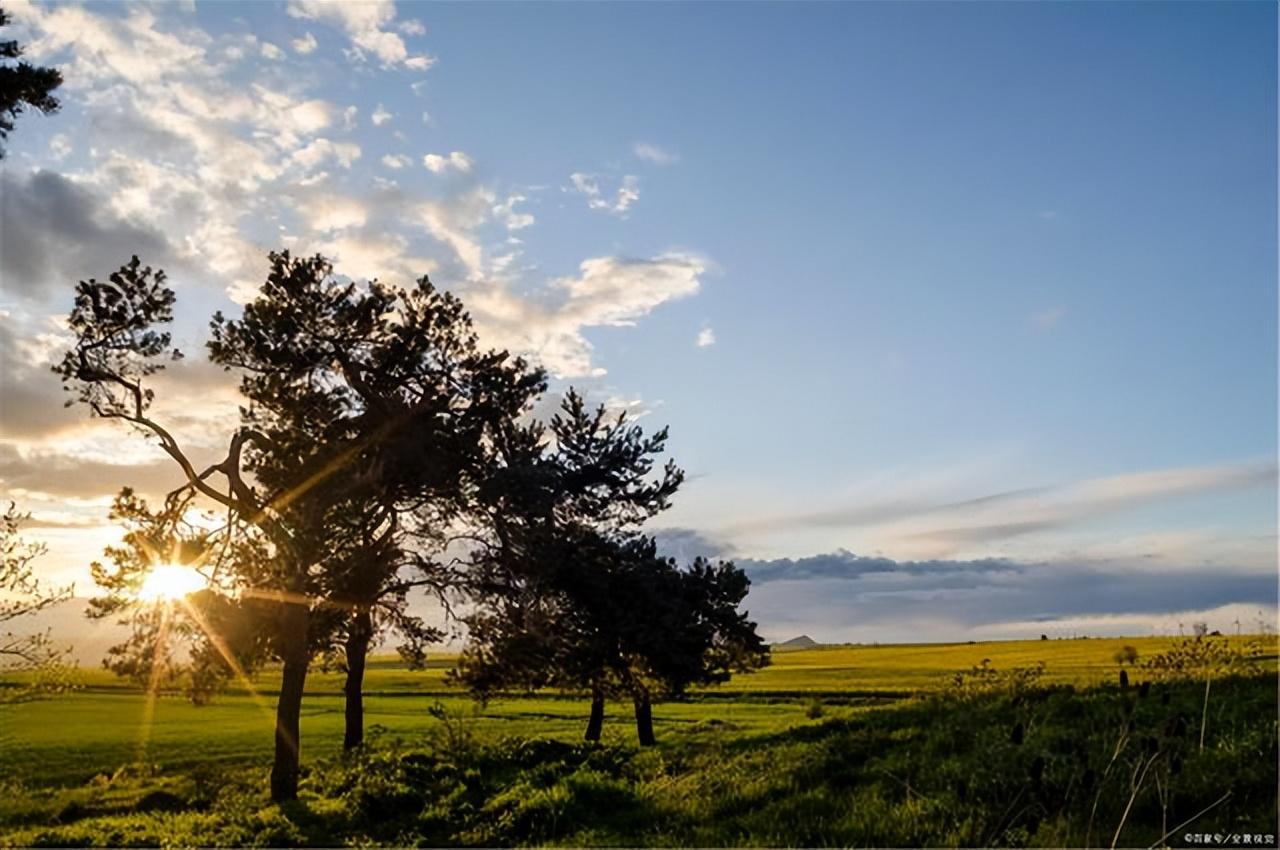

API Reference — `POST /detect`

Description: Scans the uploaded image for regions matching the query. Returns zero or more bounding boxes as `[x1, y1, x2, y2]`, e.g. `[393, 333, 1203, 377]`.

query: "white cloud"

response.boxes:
[285, 0, 433, 69]
[634, 142, 678, 165]
[48, 133, 72, 160]
[492, 194, 534, 231]
[696, 326, 716, 347]
[20, 5, 209, 86]
[342, 105, 358, 130]
[302, 194, 369, 232]
[469, 253, 707, 377]
[291, 31, 318, 54]
[260, 41, 284, 60]
[423, 151, 473, 174]
[399, 19, 426, 36]
[290, 138, 362, 170]
[417, 187, 493, 280]
[312, 232, 437, 284]
[371, 103, 393, 126]
[381, 153, 412, 170]
[569, 172, 639, 216]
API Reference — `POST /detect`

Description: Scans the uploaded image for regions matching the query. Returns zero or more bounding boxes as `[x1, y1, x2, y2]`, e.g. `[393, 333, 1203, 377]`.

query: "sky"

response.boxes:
[0, 1, 1276, 646]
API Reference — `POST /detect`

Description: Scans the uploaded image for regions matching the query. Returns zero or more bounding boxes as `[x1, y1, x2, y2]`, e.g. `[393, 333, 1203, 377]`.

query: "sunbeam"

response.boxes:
[176, 597, 278, 728]
[136, 602, 172, 764]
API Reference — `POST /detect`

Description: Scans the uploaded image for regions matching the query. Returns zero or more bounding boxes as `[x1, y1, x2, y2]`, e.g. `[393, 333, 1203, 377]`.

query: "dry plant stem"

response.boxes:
[983, 784, 1028, 846]
[1199, 674, 1211, 752]
[1111, 752, 1160, 850]
[1145, 791, 1232, 850]
[1086, 727, 1131, 847]
[1154, 769, 1168, 844]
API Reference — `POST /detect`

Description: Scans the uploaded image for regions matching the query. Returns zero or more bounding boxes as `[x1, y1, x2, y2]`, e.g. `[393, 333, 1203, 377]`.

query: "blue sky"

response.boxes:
[1, 1, 1275, 642]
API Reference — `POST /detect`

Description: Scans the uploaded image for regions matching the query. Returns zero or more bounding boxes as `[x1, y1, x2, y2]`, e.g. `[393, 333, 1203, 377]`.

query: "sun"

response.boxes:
[137, 563, 208, 602]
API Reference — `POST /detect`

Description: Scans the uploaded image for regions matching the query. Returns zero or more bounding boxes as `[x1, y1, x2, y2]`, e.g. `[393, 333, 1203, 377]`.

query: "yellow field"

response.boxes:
[725, 634, 1278, 694]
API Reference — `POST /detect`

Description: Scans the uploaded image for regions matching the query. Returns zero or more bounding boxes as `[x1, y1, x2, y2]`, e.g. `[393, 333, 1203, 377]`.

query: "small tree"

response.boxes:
[462, 533, 768, 745]
[1112, 645, 1139, 666]
[0, 6, 62, 157]
[0, 503, 74, 698]
[459, 390, 684, 740]
[86, 488, 273, 705]
[605, 545, 770, 744]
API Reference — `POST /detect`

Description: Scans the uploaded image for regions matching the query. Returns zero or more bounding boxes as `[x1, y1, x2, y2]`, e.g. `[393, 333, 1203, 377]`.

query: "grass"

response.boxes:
[1, 635, 1275, 846]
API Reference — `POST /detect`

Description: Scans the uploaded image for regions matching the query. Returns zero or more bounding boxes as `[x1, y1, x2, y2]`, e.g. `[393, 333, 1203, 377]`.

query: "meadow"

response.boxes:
[1, 635, 1276, 847]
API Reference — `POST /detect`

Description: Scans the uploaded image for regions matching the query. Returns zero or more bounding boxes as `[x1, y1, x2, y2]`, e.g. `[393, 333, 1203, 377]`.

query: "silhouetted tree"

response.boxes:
[460, 530, 768, 744]
[0, 502, 74, 697]
[459, 392, 766, 743]
[58, 253, 544, 798]
[0, 6, 61, 157]
[619, 549, 770, 744]
[208, 252, 545, 752]
[56, 256, 329, 799]
[85, 488, 273, 705]
[458, 389, 681, 736]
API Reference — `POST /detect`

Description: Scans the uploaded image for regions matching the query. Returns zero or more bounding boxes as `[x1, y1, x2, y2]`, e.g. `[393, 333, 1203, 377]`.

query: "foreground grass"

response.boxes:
[2, 636, 1275, 846]
[1, 674, 1274, 847]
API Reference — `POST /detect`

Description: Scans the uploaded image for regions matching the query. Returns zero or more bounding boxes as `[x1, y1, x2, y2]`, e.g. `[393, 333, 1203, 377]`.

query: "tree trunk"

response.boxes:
[343, 608, 373, 751]
[270, 600, 310, 802]
[584, 689, 605, 742]
[633, 693, 655, 746]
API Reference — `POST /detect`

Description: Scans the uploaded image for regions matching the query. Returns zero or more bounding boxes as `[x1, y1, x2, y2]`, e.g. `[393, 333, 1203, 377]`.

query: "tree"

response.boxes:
[618, 550, 770, 744]
[0, 6, 62, 157]
[85, 488, 272, 706]
[207, 252, 545, 751]
[57, 256, 323, 800]
[459, 529, 768, 745]
[458, 391, 767, 744]
[59, 252, 546, 799]
[0, 503, 74, 697]
[458, 389, 682, 729]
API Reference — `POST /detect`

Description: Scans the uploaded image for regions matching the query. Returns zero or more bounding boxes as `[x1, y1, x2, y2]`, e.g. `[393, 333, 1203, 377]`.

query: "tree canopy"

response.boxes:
[457, 391, 767, 743]
[0, 6, 62, 157]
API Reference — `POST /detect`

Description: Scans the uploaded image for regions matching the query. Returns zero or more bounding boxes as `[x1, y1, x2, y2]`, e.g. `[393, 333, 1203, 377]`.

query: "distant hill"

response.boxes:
[773, 634, 819, 650]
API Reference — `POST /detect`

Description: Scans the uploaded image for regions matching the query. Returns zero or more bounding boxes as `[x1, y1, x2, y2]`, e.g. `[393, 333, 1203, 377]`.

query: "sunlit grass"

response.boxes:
[3, 633, 1273, 789]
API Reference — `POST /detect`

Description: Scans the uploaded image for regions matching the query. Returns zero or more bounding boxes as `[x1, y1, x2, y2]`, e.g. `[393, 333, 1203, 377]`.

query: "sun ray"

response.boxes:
[176, 596, 277, 728]
[136, 601, 172, 764]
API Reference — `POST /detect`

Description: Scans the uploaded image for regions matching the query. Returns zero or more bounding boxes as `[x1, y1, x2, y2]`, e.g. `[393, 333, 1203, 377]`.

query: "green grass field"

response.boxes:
[2, 635, 1276, 847]
[5, 635, 1262, 787]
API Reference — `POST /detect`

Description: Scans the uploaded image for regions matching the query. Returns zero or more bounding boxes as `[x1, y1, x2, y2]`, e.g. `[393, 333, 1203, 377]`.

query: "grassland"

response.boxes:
[1, 635, 1276, 847]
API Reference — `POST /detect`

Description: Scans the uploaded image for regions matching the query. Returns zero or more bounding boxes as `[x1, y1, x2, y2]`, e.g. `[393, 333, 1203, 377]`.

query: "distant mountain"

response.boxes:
[774, 634, 819, 650]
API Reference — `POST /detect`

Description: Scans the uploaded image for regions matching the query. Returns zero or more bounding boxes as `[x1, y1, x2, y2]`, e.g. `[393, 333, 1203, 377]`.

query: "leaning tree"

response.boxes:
[58, 253, 545, 798]
[57, 256, 339, 800]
